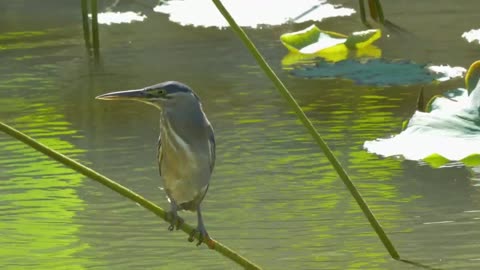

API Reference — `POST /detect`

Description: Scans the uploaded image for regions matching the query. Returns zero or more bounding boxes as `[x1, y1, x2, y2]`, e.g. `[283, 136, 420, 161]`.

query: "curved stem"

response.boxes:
[0, 121, 262, 270]
[211, 0, 400, 260]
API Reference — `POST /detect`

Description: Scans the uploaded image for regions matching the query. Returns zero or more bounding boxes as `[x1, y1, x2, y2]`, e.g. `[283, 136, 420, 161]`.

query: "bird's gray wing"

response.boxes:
[207, 124, 216, 173]
[157, 135, 163, 176]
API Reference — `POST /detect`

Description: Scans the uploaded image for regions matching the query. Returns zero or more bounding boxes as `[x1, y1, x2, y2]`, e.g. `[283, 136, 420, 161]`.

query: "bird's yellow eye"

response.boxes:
[156, 89, 166, 95]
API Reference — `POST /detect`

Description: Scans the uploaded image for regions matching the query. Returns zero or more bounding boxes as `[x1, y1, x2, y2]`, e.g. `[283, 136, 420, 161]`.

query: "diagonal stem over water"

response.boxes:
[211, 0, 400, 260]
[0, 121, 262, 270]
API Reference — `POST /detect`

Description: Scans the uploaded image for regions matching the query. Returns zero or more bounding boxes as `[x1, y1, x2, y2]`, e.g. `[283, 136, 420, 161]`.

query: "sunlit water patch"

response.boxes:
[153, 0, 355, 28]
[428, 65, 466, 82]
[462, 29, 480, 44]
[0, 47, 94, 267]
[364, 126, 480, 165]
[289, 59, 464, 86]
[0, 29, 79, 51]
[89, 11, 147, 25]
[3, 2, 480, 267]
[0, 111, 91, 268]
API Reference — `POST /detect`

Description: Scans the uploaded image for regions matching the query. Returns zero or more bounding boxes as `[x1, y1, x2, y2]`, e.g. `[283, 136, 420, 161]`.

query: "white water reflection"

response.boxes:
[364, 81, 480, 164]
[365, 130, 480, 162]
[90, 11, 147, 25]
[153, 0, 355, 28]
[462, 29, 480, 44]
[289, 59, 464, 86]
[427, 65, 466, 82]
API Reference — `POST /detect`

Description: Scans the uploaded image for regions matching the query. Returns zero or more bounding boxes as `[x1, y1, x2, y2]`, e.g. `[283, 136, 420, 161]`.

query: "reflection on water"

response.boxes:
[364, 68, 480, 166]
[289, 58, 465, 86]
[282, 45, 381, 65]
[154, 0, 355, 28]
[462, 29, 480, 44]
[92, 12, 147, 25]
[0, 71, 90, 268]
[1, 1, 480, 269]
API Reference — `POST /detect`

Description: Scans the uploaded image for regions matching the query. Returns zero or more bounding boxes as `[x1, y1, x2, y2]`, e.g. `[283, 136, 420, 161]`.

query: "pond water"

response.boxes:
[1, 1, 480, 269]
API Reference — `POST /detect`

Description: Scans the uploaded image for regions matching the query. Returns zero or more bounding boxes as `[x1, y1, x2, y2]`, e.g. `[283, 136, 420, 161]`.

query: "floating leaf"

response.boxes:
[344, 29, 382, 49]
[422, 154, 451, 168]
[281, 25, 347, 54]
[280, 25, 381, 55]
[462, 154, 480, 167]
[282, 24, 465, 84]
[364, 60, 480, 167]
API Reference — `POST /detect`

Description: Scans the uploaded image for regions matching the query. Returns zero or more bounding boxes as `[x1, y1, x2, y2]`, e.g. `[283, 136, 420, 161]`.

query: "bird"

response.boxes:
[96, 81, 215, 246]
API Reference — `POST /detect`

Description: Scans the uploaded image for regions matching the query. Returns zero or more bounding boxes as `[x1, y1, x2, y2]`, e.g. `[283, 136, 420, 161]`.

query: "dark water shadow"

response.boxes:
[290, 58, 441, 87]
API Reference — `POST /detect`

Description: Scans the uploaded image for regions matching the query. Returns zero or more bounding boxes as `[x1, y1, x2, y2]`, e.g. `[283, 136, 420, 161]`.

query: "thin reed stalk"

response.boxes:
[81, 0, 91, 50]
[90, 0, 100, 57]
[0, 121, 261, 270]
[211, 0, 400, 260]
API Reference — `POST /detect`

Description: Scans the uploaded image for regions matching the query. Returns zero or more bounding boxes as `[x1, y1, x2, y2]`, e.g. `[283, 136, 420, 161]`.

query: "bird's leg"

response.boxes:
[167, 201, 183, 231]
[188, 205, 212, 247]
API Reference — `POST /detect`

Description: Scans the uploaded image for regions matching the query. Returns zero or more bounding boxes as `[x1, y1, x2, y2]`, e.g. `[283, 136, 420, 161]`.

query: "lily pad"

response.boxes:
[280, 25, 381, 54]
[364, 60, 480, 167]
[282, 45, 381, 65]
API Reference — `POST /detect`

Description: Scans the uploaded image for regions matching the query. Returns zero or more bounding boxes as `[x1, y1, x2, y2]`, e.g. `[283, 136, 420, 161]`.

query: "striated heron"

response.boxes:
[96, 81, 215, 246]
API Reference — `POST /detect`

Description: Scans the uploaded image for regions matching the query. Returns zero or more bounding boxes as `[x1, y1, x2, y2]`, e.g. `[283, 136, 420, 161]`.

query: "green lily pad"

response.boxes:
[280, 25, 381, 54]
[461, 154, 480, 167]
[423, 153, 480, 168]
[422, 154, 452, 168]
[364, 60, 480, 167]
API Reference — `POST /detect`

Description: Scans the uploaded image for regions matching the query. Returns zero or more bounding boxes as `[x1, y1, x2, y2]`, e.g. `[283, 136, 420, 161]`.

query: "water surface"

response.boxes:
[1, 1, 480, 269]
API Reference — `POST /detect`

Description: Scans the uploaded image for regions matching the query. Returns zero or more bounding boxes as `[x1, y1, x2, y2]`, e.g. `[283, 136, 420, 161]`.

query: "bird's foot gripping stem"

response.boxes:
[188, 227, 214, 248]
[167, 211, 184, 231]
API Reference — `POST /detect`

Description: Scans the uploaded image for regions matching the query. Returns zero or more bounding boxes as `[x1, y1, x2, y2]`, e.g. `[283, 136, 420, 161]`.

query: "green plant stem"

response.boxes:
[211, 0, 400, 260]
[373, 0, 385, 24]
[81, 0, 91, 50]
[417, 87, 425, 112]
[358, 0, 370, 27]
[0, 121, 261, 270]
[367, 0, 379, 22]
[90, 0, 100, 58]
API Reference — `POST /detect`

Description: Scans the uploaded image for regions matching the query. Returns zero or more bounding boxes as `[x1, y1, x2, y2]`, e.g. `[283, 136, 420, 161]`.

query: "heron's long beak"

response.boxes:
[95, 88, 146, 101]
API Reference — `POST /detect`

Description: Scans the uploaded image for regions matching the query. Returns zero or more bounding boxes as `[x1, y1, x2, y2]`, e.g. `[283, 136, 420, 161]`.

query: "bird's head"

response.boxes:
[96, 81, 199, 110]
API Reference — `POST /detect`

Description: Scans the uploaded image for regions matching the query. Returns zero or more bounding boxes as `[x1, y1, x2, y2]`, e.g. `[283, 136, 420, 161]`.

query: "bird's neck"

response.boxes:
[160, 104, 207, 141]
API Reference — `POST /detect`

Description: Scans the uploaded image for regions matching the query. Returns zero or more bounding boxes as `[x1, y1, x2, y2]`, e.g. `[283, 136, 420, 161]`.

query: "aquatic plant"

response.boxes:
[364, 60, 480, 167]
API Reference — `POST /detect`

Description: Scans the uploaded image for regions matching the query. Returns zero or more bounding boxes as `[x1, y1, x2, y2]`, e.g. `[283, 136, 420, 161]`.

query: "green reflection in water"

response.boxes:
[0, 110, 92, 268]
[0, 29, 78, 51]
[208, 85, 419, 269]
[299, 89, 416, 268]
